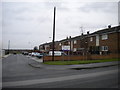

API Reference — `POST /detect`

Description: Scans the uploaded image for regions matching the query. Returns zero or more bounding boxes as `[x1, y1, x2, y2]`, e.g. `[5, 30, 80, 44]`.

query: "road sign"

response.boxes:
[62, 46, 70, 51]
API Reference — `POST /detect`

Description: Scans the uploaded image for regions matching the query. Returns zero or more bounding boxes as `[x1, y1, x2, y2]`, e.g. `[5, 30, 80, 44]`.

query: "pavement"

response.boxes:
[1, 54, 11, 59]
[28, 57, 119, 70]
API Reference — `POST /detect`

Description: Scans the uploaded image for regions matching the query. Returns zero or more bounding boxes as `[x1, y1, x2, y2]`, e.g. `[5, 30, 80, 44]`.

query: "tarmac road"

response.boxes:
[2, 54, 119, 88]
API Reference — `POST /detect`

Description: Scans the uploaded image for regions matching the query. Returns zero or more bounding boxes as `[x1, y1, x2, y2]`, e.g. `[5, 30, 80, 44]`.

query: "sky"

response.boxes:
[1, 0, 119, 49]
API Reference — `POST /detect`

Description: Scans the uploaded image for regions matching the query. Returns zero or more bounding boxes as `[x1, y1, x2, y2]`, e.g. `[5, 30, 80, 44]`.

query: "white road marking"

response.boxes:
[3, 69, 118, 87]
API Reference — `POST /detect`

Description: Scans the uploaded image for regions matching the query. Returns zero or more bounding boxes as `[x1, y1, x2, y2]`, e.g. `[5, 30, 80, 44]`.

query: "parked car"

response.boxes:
[31, 52, 36, 56]
[13, 52, 16, 55]
[28, 53, 32, 56]
[36, 53, 43, 58]
[23, 52, 29, 55]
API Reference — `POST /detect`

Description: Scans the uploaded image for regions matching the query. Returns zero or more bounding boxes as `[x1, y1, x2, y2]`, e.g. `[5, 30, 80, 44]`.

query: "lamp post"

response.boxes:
[8, 40, 10, 54]
[28, 42, 32, 52]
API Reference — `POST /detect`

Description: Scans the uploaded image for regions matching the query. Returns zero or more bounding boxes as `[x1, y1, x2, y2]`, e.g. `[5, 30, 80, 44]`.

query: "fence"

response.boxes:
[43, 53, 120, 62]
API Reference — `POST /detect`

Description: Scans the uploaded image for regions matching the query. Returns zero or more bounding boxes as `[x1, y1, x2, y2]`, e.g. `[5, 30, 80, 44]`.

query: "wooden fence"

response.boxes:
[43, 53, 120, 62]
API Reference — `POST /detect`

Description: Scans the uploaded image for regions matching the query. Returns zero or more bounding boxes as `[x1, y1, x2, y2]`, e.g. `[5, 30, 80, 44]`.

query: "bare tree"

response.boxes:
[34, 46, 38, 51]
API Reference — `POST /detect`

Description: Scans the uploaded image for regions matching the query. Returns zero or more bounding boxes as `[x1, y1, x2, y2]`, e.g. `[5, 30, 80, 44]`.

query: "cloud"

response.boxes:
[78, 2, 117, 13]
[2, 1, 118, 49]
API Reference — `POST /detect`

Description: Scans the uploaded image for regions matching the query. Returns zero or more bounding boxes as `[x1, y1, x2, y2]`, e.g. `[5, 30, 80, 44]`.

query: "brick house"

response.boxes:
[88, 25, 120, 55]
[39, 42, 52, 52]
[39, 25, 120, 57]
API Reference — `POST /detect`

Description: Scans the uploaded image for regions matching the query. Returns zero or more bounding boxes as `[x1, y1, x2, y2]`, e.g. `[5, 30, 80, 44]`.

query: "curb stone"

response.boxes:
[1, 54, 11, 59]
[70, 64, 119, 70]
[28, 63, 42, 68]
[28, 61, 119, 69]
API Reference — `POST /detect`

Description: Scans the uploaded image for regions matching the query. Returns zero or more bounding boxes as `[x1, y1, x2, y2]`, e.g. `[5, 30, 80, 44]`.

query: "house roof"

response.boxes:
[39, 25, 120, 46]
[90, 25, 120, 35]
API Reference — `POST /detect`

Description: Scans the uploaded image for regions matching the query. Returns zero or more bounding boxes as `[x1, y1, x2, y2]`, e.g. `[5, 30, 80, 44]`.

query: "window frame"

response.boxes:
[101, 46, 108, 51]
[101, 34, 108, 40]
[73, 48, 77, 52]
[74, 40, 77, 44]
[90, 37, 93, 42]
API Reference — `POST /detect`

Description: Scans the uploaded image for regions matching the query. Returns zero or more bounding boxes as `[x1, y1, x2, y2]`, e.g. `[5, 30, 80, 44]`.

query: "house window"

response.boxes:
[68, 42, 70, 45]
[74, 40, 77, 44]
[73, 48, 77, 52]
[59, 43, 61, 46]
[96, 35, 100, 46]
[101, 46, 108, 51]
[101, 34, 108, 40]
[90, 37, 93, 42]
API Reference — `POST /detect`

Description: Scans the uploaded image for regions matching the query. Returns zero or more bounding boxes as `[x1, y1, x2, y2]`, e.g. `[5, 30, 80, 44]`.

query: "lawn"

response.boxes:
[43, 58, 120, 65]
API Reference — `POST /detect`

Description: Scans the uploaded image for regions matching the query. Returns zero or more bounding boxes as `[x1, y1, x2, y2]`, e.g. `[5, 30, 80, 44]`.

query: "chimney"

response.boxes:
[66, 36, 68, 39]
[69, 36, 71, 39]
[81, 33, 83, 36]
[108, 25, 111, 28]
[87, 31, 89, 35]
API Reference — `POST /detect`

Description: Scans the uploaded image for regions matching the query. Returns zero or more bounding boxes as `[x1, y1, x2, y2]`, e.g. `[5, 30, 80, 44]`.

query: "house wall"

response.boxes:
[88, 36, 96, 46]
[88, 32, 119, 54]
[99, 33, 118, 53]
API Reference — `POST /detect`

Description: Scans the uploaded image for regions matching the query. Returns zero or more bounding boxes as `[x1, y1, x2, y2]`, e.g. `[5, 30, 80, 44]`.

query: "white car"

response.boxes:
[36, 53, 43, 58]
[31, 52, 37, 56]
[28, 53, 32, 56]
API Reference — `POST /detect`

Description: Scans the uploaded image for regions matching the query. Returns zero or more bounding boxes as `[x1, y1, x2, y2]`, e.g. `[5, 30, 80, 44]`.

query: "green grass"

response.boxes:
[43, 58, 120, 65]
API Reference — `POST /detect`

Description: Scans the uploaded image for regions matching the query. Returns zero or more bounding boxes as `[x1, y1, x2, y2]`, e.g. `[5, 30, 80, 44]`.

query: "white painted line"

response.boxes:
[3, 69, 118, 87]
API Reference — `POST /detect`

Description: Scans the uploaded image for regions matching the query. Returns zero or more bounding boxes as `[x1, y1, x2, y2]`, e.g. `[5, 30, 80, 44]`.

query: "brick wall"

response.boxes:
[99, 33, 118, 53]
[43, 53, 120, 62]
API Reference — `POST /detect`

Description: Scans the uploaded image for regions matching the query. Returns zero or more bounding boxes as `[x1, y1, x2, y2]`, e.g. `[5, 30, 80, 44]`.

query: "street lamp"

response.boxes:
[8, 40, 10, 54]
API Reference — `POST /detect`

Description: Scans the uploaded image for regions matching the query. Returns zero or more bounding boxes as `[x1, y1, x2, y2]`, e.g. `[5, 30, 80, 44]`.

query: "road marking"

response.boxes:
[3, 69, 118, 87]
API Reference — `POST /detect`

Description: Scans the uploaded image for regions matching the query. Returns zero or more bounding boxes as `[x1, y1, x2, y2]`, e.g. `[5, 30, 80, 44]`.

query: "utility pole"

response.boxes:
[8, 40, 10, 54]
[52, 7, 56, 61]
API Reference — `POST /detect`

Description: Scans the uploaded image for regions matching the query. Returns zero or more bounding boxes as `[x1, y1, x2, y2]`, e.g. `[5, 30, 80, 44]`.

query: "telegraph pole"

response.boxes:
[8, 40, 10, 54]
[52, 7, 56, 61]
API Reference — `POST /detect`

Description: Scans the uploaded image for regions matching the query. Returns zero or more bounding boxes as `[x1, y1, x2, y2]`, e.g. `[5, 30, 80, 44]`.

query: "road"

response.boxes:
[2, 54, 119, 88]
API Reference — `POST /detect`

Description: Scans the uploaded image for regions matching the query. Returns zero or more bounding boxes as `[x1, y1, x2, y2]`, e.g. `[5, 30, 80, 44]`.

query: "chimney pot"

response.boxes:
[108, 25, 111, 28]
[87, 31, 89, 34]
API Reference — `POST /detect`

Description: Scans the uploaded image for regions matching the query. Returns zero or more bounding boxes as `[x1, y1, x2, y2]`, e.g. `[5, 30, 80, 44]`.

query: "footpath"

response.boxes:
[28, 58, 119, 70]
[0, 54, 11, 59]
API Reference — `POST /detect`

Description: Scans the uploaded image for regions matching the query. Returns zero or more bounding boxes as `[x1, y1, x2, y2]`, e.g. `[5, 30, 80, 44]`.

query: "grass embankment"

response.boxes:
[43, 58, 120, 65]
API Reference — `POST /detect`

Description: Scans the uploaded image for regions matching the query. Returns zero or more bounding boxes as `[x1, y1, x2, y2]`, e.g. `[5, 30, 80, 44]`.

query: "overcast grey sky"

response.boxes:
[1, 0, 119, 49]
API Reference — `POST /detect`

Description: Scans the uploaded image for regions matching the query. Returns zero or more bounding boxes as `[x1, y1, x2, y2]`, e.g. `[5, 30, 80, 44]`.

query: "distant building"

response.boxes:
[3, 49, 33, 54]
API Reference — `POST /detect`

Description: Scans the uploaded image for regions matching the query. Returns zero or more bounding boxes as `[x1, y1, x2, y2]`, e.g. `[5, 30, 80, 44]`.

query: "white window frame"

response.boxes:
[101, 34, 108, 40]
[73, 48, 77, 52]
[59, 43, 61, 46]
[90, 37, 93, 42]
[74, 40, 77, 44]
[96, 35, 99, 46]
[68, 41, 70, 45]
[101, 46, 108, 51]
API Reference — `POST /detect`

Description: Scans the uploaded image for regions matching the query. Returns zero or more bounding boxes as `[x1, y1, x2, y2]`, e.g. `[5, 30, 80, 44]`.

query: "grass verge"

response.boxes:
[43, 58, 120, 65]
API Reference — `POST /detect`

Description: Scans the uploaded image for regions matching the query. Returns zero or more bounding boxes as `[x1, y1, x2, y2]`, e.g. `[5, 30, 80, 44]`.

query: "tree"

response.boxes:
[34, 46, 38, 51]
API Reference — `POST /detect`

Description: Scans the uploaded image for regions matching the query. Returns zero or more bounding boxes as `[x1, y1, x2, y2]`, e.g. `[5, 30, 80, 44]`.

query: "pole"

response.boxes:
[8, 40, 10, 54]
[52, 7, 56, 61]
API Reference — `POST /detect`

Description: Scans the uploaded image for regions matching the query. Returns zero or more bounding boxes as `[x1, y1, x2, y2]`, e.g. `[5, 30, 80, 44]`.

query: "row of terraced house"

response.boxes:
[39, 25, 120, 61]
